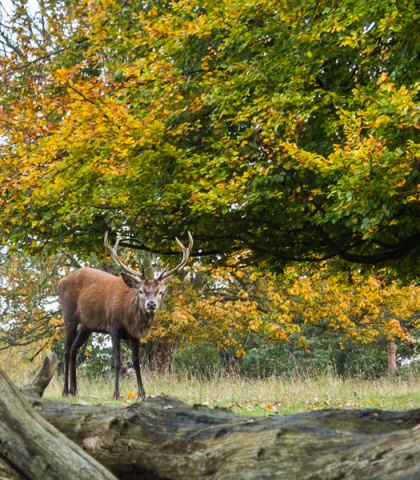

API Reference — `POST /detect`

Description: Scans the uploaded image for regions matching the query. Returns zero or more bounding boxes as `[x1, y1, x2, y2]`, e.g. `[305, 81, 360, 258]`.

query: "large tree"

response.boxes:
[0, 0, 419, 274]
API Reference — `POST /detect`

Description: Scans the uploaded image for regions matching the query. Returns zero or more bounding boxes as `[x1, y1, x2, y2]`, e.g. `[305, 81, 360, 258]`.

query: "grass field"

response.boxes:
[27, 368, 420, 415]
[4, 352, 419, 416]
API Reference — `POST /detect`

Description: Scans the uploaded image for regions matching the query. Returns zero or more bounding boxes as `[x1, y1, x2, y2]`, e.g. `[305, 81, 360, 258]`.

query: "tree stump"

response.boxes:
[1, 354, 419, 479]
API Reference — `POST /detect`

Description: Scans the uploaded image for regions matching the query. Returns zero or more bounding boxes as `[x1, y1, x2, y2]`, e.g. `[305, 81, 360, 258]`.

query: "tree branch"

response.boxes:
[318, 228, 420, 264]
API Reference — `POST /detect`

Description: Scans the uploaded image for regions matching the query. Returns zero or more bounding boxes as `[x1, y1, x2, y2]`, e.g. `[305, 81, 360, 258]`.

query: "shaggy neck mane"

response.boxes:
[123, 289, 155, 338]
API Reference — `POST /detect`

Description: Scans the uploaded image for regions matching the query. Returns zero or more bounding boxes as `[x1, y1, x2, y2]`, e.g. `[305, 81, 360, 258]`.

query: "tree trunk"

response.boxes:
[150, 338, 178, 374]
[2, 354, 420, 480]
[388, 339, 398, 375]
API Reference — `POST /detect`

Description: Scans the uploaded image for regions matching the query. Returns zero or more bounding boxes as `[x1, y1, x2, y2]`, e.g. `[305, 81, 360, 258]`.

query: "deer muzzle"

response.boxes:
[146, 300, 157, 312]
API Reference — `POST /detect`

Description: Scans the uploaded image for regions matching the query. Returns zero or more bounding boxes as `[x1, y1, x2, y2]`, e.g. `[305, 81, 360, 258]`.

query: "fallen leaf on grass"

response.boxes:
[126, 391, 136, 399]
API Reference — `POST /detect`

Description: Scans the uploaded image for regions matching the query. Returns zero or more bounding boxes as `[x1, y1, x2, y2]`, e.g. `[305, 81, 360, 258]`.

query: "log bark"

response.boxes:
[33, 396, 420, 480]
[2, 354, 420, 480]
[0, 357, 116, 480]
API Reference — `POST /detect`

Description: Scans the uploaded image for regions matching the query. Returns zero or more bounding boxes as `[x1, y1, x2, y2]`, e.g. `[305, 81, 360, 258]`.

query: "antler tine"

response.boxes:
[104, 232, 144, 280]
[159, 231, 193, 281]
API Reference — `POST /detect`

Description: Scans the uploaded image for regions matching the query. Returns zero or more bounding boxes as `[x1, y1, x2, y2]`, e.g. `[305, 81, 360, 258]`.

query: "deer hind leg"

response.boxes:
[130, 338, 146, 400]
[69, 325, 91, 396]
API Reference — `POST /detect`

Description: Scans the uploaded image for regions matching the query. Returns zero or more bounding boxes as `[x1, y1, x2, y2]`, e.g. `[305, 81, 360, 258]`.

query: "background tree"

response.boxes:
[149, 263, 420, 376]
[0, 250, 66, 358]
[0, 246, 417, 378]
[0, 0, 419, 379]
[0, 0, 418, 277]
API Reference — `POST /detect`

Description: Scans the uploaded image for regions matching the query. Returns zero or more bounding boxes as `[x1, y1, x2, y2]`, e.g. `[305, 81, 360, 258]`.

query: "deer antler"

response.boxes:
[158, 231, 193, 281]
[104, 232, 145, 280]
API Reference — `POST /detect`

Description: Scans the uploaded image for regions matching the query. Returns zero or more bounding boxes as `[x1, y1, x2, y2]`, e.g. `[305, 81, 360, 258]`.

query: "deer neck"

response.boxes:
[134, 299, 156, 339]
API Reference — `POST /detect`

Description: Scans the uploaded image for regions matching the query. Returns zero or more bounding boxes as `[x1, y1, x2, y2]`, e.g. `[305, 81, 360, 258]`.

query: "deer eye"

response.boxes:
[138, 288, 144, 295]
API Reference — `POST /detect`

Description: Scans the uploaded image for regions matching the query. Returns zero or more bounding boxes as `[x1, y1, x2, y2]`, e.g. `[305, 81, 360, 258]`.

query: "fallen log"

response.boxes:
[0, 358, 116, 480]
[34, 395, 420, 480]
[3, 354, 420, 479]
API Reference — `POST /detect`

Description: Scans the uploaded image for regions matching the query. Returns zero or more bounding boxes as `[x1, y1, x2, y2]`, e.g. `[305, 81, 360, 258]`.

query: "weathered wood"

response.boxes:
[2, 354, 419, 480]
[21, 352, 59, 397]
[0, 365, 117, 480]
[31, 395, 420, 480]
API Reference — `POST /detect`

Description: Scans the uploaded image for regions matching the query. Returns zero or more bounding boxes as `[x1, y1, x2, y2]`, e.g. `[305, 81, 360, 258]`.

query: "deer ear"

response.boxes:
[121, 273, 139, 289]
[160, 274, 173, 287]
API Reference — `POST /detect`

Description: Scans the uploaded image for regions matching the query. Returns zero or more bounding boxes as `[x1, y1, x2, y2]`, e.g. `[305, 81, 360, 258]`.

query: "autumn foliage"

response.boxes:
[0, 0, 418, 271]
[154, 263, 419, 365]
[0, 1, 419, 371]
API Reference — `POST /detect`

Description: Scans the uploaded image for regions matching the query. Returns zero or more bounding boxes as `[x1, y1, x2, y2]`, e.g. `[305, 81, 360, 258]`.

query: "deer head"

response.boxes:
[104, 231, 193, 313]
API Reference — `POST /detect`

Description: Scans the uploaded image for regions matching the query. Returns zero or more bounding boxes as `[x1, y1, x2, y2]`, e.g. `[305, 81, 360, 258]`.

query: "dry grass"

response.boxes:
[40, 369, 420, 415]
[3, 349, 419, 416]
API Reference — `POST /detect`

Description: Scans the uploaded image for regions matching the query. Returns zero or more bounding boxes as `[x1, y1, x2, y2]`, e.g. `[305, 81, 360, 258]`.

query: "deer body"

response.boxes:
[60, 232, 193, 400]
[60, 268, 154, 339]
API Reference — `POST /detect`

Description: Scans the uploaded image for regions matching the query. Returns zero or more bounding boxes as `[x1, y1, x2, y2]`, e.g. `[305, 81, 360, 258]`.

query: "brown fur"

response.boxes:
[60, 231, 193, 400]
[59, 267, 168, 400]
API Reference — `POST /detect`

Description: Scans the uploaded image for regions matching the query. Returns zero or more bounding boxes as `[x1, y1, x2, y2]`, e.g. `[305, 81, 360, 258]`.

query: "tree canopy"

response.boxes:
[0, 0, 419, 275]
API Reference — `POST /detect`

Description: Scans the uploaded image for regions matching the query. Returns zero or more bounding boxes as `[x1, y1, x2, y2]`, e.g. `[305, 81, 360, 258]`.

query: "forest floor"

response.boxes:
[3, 348, 418, 416]
[11, 364, 420, 416]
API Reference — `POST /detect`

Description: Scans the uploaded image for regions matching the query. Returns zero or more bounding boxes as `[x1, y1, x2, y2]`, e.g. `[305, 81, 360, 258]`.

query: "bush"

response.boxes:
[173, 344, 223, 378]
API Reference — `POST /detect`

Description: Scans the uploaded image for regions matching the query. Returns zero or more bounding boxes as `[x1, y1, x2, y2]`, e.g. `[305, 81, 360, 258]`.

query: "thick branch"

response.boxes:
[0, 365, 116, 480]
[21, 352, 58, 397]
[318, 228, 420, 264]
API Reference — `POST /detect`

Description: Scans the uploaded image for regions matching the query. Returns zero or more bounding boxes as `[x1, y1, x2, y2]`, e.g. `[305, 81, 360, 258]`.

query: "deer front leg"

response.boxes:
[130, 338, 146, 400]
[62, 339, 71, 397]
[111, 331, 122, 400]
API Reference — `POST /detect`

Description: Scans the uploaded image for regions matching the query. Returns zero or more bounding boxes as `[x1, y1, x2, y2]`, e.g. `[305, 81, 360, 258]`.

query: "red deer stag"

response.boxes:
[59, 231, 193, 400]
